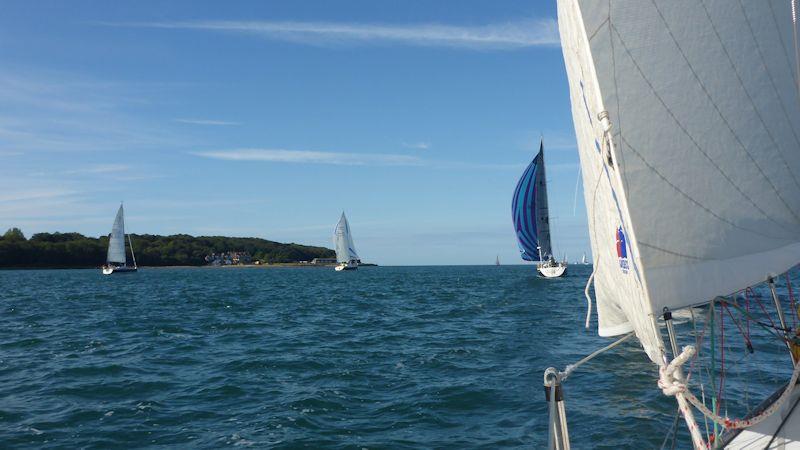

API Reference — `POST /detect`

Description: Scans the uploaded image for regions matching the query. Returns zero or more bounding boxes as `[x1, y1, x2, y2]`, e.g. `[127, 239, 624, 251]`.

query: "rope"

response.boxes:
[561, 333, 633, 381]
[659, 345, 800, 430]
[584, 270, 595, 329]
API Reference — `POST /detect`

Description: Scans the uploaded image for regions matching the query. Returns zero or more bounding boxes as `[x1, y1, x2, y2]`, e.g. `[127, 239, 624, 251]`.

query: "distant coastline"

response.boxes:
[0, 228, 336, 269]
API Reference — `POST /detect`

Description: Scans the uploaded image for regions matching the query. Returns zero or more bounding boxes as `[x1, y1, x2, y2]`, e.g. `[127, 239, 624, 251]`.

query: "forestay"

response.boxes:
[512, 141, 552, 261]
[558, 0, 800, 364]
[334, 213, 359, 263]
[107, 204, 127, 265]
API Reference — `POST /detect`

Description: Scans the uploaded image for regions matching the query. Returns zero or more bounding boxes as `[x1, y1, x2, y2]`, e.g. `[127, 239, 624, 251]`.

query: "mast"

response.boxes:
[128, 234, 137, 268]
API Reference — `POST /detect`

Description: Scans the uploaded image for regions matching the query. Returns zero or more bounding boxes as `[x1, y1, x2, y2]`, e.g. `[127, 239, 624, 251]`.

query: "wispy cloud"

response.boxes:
[174, 118, 240, 126]
[402, 141, 430, 150]
[64, 164, 131, 175]
[103, 18, 560, 50]
[191, 148, 423, 166]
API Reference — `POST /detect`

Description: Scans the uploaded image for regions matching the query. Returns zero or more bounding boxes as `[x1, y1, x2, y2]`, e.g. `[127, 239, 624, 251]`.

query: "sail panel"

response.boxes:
[106, 205, 127, 264]
[558, 0, 665, 363]
[334, 213, 358, 263]
[560, 0, 800, 363]
[512, 143, 552, 261]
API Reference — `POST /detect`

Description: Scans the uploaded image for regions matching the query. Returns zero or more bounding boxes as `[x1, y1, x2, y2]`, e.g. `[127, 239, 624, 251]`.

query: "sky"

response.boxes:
[0, 0, 590, 266]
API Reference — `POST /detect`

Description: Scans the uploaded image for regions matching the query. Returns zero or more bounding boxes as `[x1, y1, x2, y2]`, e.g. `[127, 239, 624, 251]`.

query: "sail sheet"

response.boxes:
[512, 142, 552, 261]
[559, 0, 800, 363]
[106, 204, 127, 264]
[334, 213, 359, 263]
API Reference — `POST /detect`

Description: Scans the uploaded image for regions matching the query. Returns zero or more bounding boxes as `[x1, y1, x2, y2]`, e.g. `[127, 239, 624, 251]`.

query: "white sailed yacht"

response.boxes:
[102, 204, 137, 275]
[333, 212, 360, 271]
[512, 140, 567, 278]
[545, 0, 800, 448]
[580, 253, 588, 265]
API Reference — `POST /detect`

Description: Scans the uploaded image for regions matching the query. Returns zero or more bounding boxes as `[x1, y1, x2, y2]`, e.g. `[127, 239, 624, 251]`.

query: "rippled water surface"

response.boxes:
[0, 265, 794, 448]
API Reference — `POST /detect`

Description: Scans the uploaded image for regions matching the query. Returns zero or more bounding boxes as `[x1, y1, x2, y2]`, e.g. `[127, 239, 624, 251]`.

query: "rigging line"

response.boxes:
[718, 305, 725, 413]
[608, 1, 631, 195]
[648, 0, 800, 221]
[609, 24, 800, 234]
[737, 0, 800, 155]
[572, 164, 581, 217]
[620, 136, 796, 242]
[722, 301, 754, 352]
[787, 273, 798, 328]
[698, 0, 800, 196]
[560, 332, 633, 381]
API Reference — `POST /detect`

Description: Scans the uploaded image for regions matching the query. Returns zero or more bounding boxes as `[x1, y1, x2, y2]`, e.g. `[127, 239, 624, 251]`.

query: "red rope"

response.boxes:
[749, 287, 778, 330]
[787, 273, 798, 327]
[744, 290, 751, 341]
[723, 300, 753, 352]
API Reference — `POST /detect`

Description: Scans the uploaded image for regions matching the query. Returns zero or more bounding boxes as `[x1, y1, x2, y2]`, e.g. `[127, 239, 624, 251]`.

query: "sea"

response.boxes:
[0, 265, 794, 449]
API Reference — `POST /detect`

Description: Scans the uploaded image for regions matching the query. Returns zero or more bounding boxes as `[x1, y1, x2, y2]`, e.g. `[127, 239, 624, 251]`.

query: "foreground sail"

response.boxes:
[512, 140, 567, 278]
[333, 212, 360, 271]
[551, 0, 800, 448]
[102, 204, 137, 275]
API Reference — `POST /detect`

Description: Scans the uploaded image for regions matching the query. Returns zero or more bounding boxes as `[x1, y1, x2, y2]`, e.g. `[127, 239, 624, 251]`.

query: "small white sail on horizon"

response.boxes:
[333, 212, 359, 271]
[103, 204, 137, 274]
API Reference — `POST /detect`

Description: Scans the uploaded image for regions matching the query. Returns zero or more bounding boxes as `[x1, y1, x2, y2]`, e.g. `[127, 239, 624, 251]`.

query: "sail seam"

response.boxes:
[646, 0, 800, 223]
[697, 0, 800, 198]
[610, 22, 800, 234]
[620, 135, 795, 242]
[736, 0, 800, 162]
[766, 0, 800, 101]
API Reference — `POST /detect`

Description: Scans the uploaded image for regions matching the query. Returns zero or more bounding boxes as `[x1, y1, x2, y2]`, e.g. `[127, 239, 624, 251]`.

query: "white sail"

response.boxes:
[334, 213, 359, 263]
[559, 0, 800, 363]
[106, 204, 127, 264]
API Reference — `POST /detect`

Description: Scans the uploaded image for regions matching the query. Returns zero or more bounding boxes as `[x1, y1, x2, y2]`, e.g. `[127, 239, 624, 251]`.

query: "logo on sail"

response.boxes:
[616, 226, 629, 274]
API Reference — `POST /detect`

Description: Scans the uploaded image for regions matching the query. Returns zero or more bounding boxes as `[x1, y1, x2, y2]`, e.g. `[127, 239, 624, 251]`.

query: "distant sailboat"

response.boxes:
[333, 212, 360, 271]
[512, 140, 567, 278]
[102, 204, 137, 275]
[495, 255, 500, 266]
[581, 253, 588, 265]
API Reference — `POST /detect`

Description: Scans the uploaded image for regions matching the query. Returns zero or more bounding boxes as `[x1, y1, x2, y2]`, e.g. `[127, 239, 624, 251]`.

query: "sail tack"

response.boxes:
[559, 0, 800, 363]
[106, 205, 127, 264]
[512, 142, 552, 261]
[334, 213, 359, 263]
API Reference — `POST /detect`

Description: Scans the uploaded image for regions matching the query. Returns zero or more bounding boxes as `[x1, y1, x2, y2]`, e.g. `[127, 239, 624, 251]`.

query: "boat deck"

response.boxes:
[725, 383, 800, 449]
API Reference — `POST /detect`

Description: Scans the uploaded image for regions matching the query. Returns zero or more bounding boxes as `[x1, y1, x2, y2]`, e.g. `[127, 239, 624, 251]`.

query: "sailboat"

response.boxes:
[580, 253, 587, 265]
[102, 203, 137, 275]
[546, 0, 800, 448]
[333, 212, 360, 271]
[512, 140, 567, 278]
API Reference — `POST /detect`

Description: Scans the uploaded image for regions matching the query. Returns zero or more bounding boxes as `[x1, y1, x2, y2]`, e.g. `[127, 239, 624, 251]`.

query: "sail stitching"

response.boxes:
[620, 135, 796, 242]
[609, 22, 800, 234]
[735, 0, 800, 161]
[697, 0, 800, 197]
[645, 0, 800, 223]
[766, 0, 800, 100]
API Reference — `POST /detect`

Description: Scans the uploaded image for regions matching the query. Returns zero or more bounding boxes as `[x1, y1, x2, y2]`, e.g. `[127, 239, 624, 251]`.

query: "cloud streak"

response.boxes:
[174, 118, 240, 126]
[402, 142, 430, 150]
[105, 19, 560, 50]
[191, 148, 423, 166]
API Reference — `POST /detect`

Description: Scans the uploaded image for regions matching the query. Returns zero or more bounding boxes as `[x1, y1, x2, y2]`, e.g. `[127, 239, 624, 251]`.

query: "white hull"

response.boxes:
[102, 265, 137, 275]
[537, 262, 567, 278]
[335, 262, 358, 271]
[723, 383, 800, 449]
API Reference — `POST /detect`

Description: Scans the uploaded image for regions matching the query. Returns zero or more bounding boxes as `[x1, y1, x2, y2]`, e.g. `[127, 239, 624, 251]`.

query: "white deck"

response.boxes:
[725, 384, 800, 449]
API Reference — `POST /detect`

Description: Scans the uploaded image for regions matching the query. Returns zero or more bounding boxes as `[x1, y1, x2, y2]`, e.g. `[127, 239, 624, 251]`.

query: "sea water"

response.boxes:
[0, 265, 792, 448]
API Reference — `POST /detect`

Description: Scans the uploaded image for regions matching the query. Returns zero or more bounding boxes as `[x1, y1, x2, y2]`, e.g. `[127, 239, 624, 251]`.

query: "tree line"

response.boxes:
[0, 228, 335, 268]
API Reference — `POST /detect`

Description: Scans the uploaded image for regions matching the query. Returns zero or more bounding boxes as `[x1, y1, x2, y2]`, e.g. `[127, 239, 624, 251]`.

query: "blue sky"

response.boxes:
[0, 0, 589, 265]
